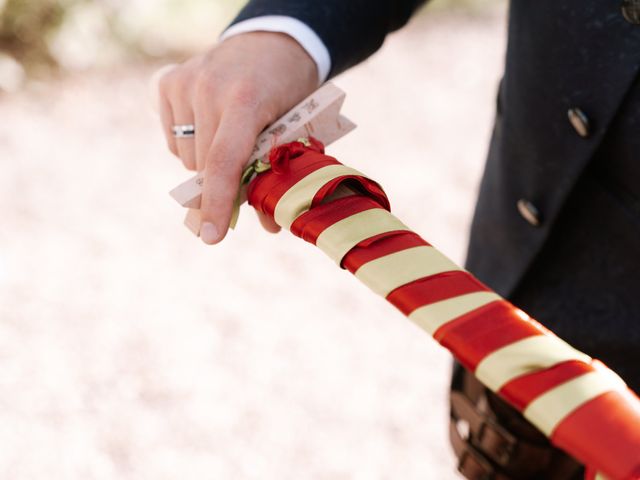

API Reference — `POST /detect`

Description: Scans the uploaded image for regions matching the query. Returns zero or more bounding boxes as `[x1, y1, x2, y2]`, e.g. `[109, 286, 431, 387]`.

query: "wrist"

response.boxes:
[220, 15, 330, 85]
[221, 31, 318, 95]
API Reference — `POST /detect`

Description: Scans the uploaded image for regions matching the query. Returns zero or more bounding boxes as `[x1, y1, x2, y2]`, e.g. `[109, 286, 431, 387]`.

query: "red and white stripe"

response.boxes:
[247, 141, 640, 480]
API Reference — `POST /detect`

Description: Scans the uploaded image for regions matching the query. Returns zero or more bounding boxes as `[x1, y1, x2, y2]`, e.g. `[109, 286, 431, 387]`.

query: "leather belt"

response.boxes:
[449, 369, 584, 480]
[450, 416, 510, 480]
[450, 391, 551, 479]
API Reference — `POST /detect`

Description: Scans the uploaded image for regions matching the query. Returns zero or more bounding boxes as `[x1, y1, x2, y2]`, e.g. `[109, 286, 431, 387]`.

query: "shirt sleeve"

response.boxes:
[220, 15, 331, 86]
[225, 0, 428, 79]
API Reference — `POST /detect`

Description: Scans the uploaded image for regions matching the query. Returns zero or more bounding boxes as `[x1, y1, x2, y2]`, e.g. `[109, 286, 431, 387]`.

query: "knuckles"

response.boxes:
[159, 63, 199, 100]
[159, 55, 269, 122]
[204, 145, 239, 175]
[229, 83, 262, 110]
[194, 72, 218, 100]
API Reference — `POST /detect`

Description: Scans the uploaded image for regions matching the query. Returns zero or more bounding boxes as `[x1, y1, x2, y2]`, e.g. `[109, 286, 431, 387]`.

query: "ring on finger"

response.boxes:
[172, 124, 195, 138]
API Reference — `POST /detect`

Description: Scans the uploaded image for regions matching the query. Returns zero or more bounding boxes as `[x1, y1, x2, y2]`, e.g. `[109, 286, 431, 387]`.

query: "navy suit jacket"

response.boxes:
[230, 0, 640, 390]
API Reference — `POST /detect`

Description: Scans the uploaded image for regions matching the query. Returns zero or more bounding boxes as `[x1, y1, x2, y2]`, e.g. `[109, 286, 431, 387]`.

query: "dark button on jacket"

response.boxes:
[517, 199, 541, 227]
[567, 108, 590, 138]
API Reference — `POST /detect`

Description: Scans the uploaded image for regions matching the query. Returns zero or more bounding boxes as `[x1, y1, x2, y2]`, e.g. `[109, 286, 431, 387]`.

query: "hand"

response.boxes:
[157, 32, 318, 244]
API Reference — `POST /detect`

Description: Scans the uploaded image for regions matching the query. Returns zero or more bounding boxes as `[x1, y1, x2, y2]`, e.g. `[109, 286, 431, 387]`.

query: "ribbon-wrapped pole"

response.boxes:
[245, 138, 640, 480]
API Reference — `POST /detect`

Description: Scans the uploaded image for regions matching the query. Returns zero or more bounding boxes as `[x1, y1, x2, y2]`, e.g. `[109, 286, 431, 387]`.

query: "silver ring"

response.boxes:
[172, 124, 195, 138]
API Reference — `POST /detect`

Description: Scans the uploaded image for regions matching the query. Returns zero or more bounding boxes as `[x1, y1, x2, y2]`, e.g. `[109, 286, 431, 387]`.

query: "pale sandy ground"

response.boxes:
[0, 6, 507, 480]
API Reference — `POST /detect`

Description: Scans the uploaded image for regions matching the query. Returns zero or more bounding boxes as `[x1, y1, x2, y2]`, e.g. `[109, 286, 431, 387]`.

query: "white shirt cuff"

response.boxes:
[220, 15, 331, 85]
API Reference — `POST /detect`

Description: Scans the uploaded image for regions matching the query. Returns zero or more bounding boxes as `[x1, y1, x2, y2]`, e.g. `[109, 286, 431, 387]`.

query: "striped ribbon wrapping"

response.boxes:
[246, 138, 640, 480]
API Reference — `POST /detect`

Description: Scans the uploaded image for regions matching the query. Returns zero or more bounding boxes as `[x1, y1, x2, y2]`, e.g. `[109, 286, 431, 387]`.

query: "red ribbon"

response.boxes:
[268, 136, 325, 174]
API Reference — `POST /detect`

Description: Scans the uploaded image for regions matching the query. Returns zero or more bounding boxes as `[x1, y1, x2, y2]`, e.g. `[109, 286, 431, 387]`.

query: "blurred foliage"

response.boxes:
[0, 0, 502, 79]
[0, 0, 245, 77]
[0, 0, 81, 74]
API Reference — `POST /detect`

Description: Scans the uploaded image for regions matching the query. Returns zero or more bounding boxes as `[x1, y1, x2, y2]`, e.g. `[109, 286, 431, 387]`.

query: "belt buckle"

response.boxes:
[475, 417, 518, 466]
[457, 445, 495, 480]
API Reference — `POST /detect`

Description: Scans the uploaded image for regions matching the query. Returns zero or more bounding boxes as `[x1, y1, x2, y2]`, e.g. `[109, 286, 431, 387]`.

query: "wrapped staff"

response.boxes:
[170, 84, 640, 480]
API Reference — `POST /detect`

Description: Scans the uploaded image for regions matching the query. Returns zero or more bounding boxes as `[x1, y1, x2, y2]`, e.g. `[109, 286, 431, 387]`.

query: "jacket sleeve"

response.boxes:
[228, 0, 428, 78]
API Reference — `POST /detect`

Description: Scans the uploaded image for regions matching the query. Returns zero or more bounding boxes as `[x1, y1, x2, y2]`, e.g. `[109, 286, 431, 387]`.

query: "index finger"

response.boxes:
[198, 107, 263, 244]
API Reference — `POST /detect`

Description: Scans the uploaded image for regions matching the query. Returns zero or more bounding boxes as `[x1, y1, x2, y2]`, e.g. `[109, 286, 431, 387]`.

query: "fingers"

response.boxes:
[194, 86, 219, 172]
[157, 61, 275, 242]
[157, 63, 198, 170]
[172, 103, 197, 171]
[148, 63, 177, 113]
[257, 211, 281, 233]
[158, 94, 178, 157]
[199, 106, 263, 244]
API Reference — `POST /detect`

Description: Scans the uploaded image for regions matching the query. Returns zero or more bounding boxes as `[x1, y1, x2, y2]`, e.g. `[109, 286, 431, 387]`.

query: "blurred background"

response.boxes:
[0, 0, 507, 478]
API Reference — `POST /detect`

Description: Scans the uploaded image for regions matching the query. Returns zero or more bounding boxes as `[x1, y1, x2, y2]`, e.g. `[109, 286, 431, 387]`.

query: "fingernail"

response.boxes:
[201, 222, 219, 244]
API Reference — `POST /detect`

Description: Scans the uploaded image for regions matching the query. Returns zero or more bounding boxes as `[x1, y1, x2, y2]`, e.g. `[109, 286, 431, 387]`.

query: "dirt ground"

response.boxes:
[0, 6, 507, 480]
